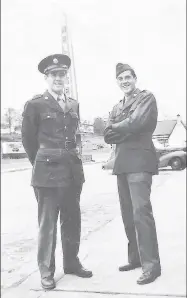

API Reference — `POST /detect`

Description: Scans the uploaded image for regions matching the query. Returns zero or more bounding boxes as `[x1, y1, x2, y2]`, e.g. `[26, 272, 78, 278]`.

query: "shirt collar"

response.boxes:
[123, 88, 140, 103]
[48, 89, 66, 101]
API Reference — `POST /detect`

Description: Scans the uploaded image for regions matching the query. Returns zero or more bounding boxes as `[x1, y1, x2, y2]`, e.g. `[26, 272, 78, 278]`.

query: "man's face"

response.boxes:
[117, 70, 137, 95]
[45, 70, 67, 94]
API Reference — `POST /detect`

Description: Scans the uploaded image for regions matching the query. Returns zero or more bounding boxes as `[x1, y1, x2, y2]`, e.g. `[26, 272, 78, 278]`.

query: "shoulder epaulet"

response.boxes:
[141, 90, 152, 96]
[32, 94, 43, 100]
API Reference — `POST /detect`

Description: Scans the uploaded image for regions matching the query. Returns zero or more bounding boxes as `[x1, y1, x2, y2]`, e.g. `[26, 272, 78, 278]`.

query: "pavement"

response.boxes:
[1, 165, 186, 298]
[1, 158, 32, 173]
[1, 150, 108, 173]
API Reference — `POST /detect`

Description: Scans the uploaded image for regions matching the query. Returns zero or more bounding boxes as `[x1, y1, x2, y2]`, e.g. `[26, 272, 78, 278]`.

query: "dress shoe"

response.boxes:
[119, 263, 141, 272]
[41, 276, 56, 290]
[137, 270, 161, 285]
[64, 266, 93, 278]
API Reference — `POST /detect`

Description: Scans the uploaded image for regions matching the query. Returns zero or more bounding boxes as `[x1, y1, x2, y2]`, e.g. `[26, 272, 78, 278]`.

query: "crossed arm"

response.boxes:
[108, 93, 158, 136]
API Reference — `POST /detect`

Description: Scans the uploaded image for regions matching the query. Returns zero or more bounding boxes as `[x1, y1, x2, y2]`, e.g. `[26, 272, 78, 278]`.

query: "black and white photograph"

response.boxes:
[1, 0, 186, 297]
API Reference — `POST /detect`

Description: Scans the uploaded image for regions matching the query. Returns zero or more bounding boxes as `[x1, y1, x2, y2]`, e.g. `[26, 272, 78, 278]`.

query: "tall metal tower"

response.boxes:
[61, 13, 83, 154]
[61, 13, 78, 101]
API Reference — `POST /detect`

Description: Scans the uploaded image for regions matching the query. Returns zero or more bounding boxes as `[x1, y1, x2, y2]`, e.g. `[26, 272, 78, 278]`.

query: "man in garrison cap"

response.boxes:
[22, 54, 92, 290]
[104, 63, 161, 285]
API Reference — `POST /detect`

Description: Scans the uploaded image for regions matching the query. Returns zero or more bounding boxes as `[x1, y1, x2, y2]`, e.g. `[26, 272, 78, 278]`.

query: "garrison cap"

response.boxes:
[38, 54, 71, 74]
[116, 63, 136, 78]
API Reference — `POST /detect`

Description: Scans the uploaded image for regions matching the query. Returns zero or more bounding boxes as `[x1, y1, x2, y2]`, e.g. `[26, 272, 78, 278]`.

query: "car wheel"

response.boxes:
[170, 157, 183, 170]
[181, 162, 186, 170]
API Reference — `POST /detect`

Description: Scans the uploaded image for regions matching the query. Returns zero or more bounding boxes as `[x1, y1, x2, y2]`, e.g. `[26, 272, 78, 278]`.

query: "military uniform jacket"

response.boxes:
[21, 91, 85, 187]
[105, 89, 158, 175]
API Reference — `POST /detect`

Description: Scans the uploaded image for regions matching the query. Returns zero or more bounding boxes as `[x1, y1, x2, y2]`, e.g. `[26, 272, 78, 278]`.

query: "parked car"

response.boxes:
[156, 147, 186, 170]
[1, 141, 27, 159]
[97, 144, 104, 149]
[102, 143, 187, 171]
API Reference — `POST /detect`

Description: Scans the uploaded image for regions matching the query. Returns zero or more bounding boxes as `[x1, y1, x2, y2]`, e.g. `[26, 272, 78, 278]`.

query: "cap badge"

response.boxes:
[53, 58, 58, 64]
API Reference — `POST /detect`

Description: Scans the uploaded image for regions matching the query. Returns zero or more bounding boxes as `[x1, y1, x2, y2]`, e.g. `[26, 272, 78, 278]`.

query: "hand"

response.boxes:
[110, 123, 118, 130]
[104, 127, 123, 144]
[75, 147, 80, 155]
[76, 146, 82, 159]
[107, 124, 113, 130]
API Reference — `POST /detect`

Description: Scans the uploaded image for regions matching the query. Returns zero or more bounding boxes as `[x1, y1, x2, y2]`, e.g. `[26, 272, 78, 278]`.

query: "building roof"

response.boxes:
[153, 120, 177, 137]
[181, 120, 186, 130]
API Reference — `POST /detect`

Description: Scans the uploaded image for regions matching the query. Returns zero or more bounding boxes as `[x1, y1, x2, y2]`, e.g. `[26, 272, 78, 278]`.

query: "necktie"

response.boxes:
[57, 96, 66, 111]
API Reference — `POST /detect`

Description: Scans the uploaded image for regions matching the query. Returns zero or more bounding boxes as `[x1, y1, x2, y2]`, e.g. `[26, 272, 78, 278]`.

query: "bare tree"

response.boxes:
[93, 117, 105, 135]
[2, 108, 22, 134]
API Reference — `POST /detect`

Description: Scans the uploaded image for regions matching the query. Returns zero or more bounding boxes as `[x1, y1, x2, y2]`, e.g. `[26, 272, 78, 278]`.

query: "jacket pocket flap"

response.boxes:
[41, 112, 57, 120]
[69, 111, 78, 119]
[36, 149, 62, 162]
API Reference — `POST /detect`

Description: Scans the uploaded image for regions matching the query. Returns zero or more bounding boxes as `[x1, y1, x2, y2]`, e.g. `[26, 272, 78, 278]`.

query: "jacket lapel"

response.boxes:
[43, 91, 64, 113]
[63, 94, 72, 113]
[115, 100, 124, 115]
[43, 91, 74, 114]
[122, 88, 141, 111]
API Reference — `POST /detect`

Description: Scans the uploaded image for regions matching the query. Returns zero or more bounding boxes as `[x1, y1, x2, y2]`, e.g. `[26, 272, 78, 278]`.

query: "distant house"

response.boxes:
[79, 122, 94, 134]
[153, 120, 177, 144]
[153, 115, 186, 147]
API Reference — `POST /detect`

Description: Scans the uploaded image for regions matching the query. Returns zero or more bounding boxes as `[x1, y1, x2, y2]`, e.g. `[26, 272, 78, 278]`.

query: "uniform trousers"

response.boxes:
[34, 185, 82, 278]
[117, 172, 161, 273]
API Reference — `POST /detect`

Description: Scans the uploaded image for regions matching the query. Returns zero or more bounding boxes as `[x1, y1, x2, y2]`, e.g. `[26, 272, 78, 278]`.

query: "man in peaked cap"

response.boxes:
[38, 54, 71, 74]
[104, 63, 161, 285]
[22, 54, 92, 290]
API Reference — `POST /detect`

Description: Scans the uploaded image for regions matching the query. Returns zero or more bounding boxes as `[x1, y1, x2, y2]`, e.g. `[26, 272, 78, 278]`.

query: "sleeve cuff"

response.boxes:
[111, 121, 129, 133]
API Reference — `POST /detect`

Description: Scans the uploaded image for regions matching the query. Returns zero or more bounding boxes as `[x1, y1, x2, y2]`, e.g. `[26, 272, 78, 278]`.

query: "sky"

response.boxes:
[2, 0, 186, 122]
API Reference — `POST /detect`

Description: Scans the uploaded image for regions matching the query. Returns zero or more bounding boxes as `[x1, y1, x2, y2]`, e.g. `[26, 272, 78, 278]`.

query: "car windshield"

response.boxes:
[152, 139, 166, 150]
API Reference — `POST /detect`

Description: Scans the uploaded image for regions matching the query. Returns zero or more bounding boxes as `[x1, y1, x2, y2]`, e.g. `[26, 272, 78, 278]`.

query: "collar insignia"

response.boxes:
[53, 58, 58, 64]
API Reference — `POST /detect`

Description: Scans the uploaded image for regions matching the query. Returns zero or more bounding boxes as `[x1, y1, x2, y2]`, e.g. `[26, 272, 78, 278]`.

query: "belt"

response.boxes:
[39, 140, 76, 150]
